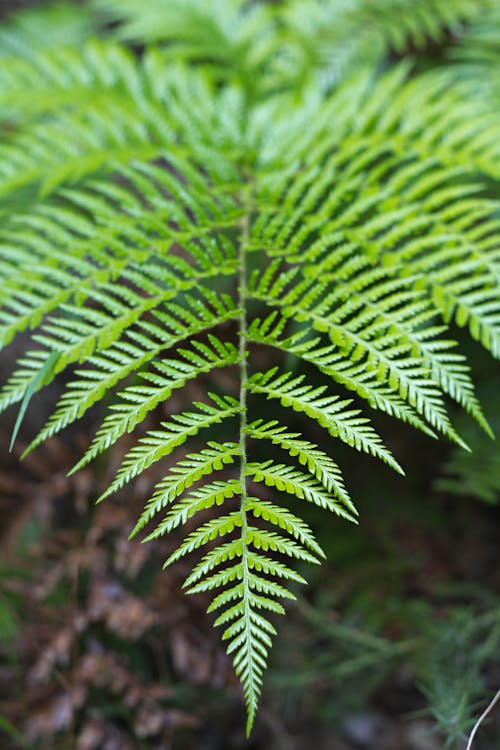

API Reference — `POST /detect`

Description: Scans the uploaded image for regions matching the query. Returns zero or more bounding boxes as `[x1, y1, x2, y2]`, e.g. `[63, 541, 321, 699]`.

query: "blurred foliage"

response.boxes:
[0, 2, 96, 58]
[437, 380, 500, 505]
[417, 608, 500, 748]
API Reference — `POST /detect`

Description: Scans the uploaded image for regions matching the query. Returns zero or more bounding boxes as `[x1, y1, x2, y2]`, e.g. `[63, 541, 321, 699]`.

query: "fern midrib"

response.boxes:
[237, 187, 258, 735]
[238, 204, 249, 499]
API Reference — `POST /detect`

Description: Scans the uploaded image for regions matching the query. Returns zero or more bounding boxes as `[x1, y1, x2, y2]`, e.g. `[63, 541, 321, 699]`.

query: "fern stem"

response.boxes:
[238, 207, 249, 595]
[238, 205, 250, 505]
[238, 195, 257, 735]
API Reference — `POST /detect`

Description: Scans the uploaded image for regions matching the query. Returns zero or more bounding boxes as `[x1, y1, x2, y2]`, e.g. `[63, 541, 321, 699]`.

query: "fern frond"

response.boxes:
[133, 442, 241, 538]
[0, 190, 239, 348]
[0, 41, 139, 121]
[0, 49, 235, 201]
[98, 394, 240, 502]
[249, 369, 403, 474]
[94, 0, 246, 46]
[163, 502, 244, 566]
[167, 490, 323, 734]
[0, 156, 240, 411]
[245, 498, 325, 560]
[93, 0, 278, 93]
[248, 314, 437, 437]
[449, 4, 500, 108]
[94, 0, 496, 91]
[31, 336, 238, 454]
[281, 0, 497, 86]
[144, 474, 242, 542]
[246, 418, 354, 510]
[246, 460, 355, 522]
[187, 553, 306, 593]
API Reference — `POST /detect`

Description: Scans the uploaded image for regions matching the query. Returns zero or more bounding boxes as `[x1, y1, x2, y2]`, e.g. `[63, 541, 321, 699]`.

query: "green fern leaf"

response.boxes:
[98, 394, 240, 502]
[248, 369, 403, 473]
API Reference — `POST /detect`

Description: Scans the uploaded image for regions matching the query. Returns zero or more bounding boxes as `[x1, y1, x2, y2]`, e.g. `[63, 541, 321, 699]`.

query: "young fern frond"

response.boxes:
[1, 1, 500, 735]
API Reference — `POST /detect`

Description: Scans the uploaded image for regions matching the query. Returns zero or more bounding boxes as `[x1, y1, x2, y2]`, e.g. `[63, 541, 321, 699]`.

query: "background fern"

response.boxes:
[1, 0, 500, 737]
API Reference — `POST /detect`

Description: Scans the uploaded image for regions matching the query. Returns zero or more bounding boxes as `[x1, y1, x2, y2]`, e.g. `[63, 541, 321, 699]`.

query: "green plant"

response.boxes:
[417, 608, 500, 748]
[1, 0, 500, 736]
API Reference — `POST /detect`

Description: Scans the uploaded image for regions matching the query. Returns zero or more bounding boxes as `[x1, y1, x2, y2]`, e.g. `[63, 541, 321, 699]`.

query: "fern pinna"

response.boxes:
[1, 0, 500, 735]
